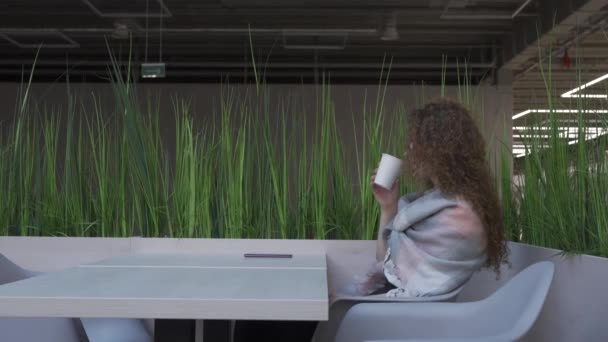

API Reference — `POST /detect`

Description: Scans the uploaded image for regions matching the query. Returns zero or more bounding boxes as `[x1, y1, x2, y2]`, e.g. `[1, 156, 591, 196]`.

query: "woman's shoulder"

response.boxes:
[398, 191, 424, 205]
[399, 189, 456, 209]
[398, 189, 443, 205]
[391, 189, 461, 230]
[439, 196, 486, 240]
[402, 189, 483, 235]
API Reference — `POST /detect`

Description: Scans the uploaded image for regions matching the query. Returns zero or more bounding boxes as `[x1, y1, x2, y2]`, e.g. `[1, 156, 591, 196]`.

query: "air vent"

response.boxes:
[0, 31, 79, 48]
[82, 0, 172, 18]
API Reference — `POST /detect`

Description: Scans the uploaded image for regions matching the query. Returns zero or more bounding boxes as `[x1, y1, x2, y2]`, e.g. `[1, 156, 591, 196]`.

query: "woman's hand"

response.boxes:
[329, 290, 337, 304]
[370, 168, 399, 211]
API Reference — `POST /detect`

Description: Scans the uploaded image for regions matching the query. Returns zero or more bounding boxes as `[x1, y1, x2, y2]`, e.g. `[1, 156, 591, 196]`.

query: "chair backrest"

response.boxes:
[0, 254, 86, 342]
[311, 284, 465, 342]
[338, 284, 464, 303]
[332, 262, 554, 342]
[480, 261, 555, 340]
[0, 253, 31, 285]
[81, 318, 153, 342]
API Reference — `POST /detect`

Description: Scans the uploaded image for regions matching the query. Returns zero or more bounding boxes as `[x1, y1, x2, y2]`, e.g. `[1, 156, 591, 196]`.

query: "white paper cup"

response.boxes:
[374, 153, 403, 190]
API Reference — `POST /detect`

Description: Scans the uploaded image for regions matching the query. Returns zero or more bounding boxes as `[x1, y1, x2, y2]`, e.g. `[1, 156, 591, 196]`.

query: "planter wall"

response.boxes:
[1, 237, 606, 341]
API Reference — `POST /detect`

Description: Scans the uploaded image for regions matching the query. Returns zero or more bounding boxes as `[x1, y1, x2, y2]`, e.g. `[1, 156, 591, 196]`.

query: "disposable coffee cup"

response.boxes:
[374, 153, 403, 190]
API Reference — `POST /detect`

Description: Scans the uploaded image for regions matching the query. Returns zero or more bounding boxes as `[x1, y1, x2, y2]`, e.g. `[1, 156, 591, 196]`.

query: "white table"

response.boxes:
[0, 252, 328, 341]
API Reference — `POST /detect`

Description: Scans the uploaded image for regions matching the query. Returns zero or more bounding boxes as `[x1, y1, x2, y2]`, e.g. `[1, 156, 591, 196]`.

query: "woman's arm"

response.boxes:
[376, 205, 398, 261]
[370, 168, 401, 262]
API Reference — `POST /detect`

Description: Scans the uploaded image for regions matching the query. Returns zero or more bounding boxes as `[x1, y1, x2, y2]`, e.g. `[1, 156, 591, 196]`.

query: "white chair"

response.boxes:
[0, 253, 86, 342]
[311, 285, 463, 342]
[335, 261, 555, 342]
[81, 318, 153, 342]
[0, 253, 152, 342]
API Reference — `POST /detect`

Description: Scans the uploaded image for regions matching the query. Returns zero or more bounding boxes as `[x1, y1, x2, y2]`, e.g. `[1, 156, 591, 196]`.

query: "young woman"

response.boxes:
[357, 98, 508, 298]
[236, 98, 508, 341]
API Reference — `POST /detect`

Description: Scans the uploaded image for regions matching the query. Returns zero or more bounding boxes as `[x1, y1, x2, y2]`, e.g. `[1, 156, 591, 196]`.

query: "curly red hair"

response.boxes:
[405, 98, 508, 274]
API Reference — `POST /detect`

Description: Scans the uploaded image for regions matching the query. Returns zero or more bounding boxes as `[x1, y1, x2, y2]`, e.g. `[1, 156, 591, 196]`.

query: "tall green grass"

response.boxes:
[262, 98, 291, 239]
[353, 63, 392, 240]
[216, 91, 251, 238]
[1, 50, 607, 260]
[294, 107, 310, 240]
[508, 43, 608, 256]
[173, 100, 198, 237]
[0, 73, 403, 240]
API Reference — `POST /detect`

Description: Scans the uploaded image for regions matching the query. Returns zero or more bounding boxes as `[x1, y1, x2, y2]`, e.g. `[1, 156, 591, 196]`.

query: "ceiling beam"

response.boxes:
[0, 59, 496, 69]
[0, 26, 511, 36]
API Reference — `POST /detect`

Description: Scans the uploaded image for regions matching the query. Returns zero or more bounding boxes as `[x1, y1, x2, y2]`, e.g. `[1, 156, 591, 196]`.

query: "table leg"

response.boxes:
[154, 319, 230, 342]
[202, 320, 231, 342]
[154, 319, 195, 342]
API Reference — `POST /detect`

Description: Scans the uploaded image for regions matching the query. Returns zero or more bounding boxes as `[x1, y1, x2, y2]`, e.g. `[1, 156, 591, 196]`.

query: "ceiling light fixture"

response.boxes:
[568, 129, 608, 145]
[548, 119, 607, 124]
[561, 73, 608, 99]
[512, 109, 532, 119]
[512, 133, 579, 139]
[562, 94, 607, 98]
[513, 149, 531, 156]
[513, 144, 549, 148]
[512, 109, 608, 120]
[514, 126, 607, 132]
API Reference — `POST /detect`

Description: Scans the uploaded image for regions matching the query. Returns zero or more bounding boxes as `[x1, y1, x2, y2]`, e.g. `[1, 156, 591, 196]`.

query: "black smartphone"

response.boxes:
[243, 253, 293, 259]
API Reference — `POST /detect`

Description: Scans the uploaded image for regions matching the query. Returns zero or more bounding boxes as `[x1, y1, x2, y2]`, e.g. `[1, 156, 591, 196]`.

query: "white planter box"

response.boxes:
[1, 237, 606, 341]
